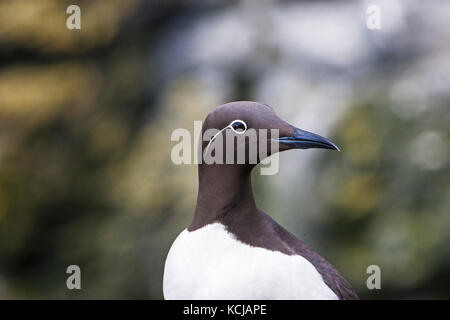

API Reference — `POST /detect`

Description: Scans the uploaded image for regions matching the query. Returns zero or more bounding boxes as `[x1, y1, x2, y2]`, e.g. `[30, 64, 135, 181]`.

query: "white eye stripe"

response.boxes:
[205, 126, 228, 155]
[204, 120, 248, 155]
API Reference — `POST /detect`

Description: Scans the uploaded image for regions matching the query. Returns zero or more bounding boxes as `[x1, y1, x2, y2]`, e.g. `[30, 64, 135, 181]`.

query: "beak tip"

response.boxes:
[280, 126, 341, 152]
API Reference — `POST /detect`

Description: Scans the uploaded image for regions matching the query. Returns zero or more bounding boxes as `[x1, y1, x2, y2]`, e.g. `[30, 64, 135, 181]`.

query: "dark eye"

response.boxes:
[230, 120, 247, 134]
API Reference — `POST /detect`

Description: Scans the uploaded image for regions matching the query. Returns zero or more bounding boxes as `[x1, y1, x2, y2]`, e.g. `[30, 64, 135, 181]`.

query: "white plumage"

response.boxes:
[163, 223, 337, 300]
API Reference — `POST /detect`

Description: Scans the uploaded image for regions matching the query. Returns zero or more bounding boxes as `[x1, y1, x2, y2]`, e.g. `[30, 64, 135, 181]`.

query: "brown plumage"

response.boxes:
[187, 101, 358, 299]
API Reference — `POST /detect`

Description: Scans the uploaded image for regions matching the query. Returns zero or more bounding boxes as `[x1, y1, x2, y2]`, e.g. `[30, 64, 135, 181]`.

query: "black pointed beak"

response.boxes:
[278, 127, 340, 151]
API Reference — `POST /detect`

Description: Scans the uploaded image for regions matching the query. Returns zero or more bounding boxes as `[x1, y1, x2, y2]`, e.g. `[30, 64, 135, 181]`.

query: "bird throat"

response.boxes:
[188, 163, 258, 231]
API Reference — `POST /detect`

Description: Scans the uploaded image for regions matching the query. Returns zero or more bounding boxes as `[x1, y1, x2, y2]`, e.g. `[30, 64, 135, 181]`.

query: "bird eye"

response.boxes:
[230, 120, 247, 134]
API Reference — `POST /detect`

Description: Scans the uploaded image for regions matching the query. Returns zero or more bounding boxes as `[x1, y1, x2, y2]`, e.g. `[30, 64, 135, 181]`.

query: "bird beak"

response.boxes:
[278, 127, 340, 151]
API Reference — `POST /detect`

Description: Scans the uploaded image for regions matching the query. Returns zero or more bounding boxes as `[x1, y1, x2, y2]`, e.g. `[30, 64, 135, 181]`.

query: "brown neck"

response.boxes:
[188, 164, 258, 231]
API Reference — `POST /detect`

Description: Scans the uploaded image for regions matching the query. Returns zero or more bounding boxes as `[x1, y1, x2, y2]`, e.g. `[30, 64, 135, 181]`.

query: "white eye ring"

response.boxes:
[229, 119, 247, 134]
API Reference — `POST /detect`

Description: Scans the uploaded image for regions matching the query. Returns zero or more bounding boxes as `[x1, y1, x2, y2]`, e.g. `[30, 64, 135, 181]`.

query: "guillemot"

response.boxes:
[163, 101, 358, 300]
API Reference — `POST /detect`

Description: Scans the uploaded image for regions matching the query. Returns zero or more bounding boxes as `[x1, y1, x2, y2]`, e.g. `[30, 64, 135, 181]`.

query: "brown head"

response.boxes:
[199, 101, 339, 166]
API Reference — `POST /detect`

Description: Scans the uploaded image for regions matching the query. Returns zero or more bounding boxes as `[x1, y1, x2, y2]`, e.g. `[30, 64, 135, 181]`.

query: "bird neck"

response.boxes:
[189, 164, 258, 231]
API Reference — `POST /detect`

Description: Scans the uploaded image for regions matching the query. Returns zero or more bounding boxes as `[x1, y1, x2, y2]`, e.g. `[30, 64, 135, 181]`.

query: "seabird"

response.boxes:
[163, 101, 358, 300]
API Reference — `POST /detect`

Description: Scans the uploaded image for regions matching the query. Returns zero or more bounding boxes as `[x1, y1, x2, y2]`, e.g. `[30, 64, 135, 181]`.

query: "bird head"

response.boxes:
[200, 101, 339, 167]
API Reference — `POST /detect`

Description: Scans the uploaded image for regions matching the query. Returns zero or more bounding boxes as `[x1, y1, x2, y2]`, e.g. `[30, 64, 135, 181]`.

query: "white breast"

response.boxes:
[163, 223, 338, 300]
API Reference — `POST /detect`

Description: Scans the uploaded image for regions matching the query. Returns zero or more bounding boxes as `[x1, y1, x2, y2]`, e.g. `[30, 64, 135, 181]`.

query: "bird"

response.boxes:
[163, 101, 358, 300]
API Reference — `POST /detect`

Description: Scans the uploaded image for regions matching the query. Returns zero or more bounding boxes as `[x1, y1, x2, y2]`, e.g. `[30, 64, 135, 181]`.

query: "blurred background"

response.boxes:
[0, 0, 449, 299]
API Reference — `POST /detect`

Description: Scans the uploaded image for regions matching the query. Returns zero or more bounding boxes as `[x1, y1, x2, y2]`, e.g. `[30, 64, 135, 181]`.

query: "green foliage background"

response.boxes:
[0, 0, 448, 299]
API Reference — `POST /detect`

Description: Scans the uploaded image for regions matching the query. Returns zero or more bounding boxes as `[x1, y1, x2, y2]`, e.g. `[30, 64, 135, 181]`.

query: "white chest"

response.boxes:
[163, 223, 338, 300]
